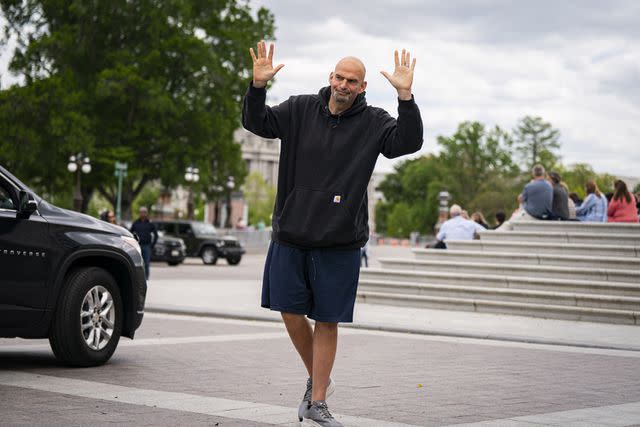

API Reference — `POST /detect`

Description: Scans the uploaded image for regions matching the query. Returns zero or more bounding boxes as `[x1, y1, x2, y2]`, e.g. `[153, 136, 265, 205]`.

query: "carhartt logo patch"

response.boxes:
[333, 195, 342, 203]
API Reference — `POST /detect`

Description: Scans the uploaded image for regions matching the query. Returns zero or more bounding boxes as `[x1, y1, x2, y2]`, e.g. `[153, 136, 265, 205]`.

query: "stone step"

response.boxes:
[379, 258, 640, 283]
[478, 230, 638, 246]
[359, 268, 640, 297]
[356, 291, 638, 325]
[359, 278, 640, 311]
[412, 248, 640, 270]
[511, 220, 640, 236]
[444, 240, 640, 258]
[378, 258, 640, 284]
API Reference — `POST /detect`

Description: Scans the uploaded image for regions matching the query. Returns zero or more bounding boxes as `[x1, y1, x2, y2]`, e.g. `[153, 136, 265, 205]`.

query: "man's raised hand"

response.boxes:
[250, 40, 284, 88]
[380, 49, 416, 100]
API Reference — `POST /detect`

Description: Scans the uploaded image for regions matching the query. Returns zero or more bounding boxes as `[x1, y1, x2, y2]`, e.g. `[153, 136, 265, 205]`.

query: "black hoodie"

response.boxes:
[242, 84, 423, 249]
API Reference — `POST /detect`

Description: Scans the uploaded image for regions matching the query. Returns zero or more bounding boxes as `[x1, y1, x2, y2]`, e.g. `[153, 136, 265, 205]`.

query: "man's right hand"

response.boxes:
[250, 40, 284, 88]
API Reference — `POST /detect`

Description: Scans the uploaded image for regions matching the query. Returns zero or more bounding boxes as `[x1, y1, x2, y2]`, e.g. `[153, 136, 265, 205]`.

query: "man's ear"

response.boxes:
[329, 72, 334, 84]
[359, 80, 367, 93]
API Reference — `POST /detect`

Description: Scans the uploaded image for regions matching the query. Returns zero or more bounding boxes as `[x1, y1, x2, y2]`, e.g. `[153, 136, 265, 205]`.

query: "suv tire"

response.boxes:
[49, 267, 123, 367]
[226, 255, 242, 265]
[201, 246, 218, 265]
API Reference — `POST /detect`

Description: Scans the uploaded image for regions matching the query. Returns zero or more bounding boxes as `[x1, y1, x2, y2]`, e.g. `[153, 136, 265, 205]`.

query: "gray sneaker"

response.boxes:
[303, 400, 343, 427]
[297, 377, 335, 422]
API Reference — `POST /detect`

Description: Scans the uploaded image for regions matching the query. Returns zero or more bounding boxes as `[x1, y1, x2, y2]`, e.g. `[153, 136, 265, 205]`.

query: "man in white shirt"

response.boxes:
[436, 204, 486, 247]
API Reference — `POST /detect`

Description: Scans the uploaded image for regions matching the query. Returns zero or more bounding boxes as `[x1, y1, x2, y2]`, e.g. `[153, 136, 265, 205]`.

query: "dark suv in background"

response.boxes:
[151, 231, 186, 266]
[155, 220, 245, 265]
[0, 165, 146, 366]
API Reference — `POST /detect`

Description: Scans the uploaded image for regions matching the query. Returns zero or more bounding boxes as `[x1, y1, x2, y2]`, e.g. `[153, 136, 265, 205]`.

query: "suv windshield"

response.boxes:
[192, 222, 217, 236]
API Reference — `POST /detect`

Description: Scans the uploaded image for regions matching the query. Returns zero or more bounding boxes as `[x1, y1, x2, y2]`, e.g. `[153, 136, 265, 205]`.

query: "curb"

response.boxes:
[145, 304, 640, 353]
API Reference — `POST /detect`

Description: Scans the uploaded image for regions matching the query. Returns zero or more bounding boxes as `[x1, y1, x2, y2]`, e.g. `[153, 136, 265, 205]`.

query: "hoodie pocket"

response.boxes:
[276, 187, 356, 246]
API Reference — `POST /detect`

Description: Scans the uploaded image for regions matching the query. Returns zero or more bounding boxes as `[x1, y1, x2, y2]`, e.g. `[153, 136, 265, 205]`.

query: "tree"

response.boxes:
[376, 122, 520, 237]
[0, 0, 275, 217]
[243, 171, 276, 226]
[560, 163, 615, 198]
[437, 121, 520, 214]
[513, 116, 561, 171]
[376, 156, 444, 235]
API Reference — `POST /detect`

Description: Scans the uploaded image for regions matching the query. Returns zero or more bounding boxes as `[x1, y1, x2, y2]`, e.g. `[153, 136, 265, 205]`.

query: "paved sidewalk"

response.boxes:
[146, 277, 640, 351]
[2, 313, 640, 426]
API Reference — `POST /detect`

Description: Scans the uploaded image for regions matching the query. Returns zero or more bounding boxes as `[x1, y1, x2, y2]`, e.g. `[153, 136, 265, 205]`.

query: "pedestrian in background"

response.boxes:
[607, 180, 638, 223]
[130, 207, 158, 280]
[243, 40, 423, 426]
[576, 181, 608, 222]
[471, 211, 489, 229]
[436, 204, 485, 248]
[548, 171, 569, 220]
[361, 241, 369, 268]
[106, 210, 117, 224]
[491, 211, 506, 229]
[497, 164, 553, 230]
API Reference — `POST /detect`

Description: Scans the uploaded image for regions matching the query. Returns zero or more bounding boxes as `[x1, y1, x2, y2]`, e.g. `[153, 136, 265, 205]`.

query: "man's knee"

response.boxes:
[281, 312, 306, 323]
[315, 321, 338, 332]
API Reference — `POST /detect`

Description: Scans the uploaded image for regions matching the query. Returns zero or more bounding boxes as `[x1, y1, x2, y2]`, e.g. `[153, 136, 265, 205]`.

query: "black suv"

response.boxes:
[0, 166, 146, 366]
[155, 220, 245, 265]
[151, 231, 186, 266]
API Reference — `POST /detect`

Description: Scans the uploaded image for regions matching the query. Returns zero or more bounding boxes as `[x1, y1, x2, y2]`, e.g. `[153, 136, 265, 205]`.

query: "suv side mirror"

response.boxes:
[17, 190, 38, 219]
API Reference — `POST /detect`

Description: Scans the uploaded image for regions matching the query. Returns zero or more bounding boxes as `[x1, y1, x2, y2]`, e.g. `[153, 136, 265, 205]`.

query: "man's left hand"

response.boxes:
[381, 49, 416, 100]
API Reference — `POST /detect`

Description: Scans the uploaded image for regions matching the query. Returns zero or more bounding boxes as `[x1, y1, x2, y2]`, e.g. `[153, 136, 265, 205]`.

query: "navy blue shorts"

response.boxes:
[261, 241, 361, 323]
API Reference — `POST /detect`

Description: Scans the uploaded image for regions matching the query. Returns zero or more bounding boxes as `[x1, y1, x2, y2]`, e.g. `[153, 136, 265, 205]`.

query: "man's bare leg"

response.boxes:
[311, 321, 338, 401]
[281, 312, 314, 376]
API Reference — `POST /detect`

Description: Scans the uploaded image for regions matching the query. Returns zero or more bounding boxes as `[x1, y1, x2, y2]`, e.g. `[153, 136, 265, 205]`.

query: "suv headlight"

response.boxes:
[122, 236, 142, 256]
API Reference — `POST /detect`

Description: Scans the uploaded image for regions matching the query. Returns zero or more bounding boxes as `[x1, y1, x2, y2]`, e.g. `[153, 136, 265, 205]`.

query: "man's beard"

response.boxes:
[332, 90, 350, 104]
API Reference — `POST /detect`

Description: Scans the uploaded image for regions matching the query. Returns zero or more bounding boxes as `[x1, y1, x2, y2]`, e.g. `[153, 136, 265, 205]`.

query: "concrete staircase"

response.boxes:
[358, 221, 640, 324]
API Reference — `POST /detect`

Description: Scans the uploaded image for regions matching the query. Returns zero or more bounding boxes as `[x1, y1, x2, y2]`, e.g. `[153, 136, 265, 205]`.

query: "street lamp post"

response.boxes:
[435, 190, 450, 232]
[184, 166, 200, 220]
[225, 176, 235, 229]
[114, 162, 128, 223]
[67, 153, 91, 212]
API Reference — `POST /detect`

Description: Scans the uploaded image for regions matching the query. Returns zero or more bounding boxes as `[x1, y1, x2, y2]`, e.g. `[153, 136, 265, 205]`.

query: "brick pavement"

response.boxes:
[2, 313, 640, 426]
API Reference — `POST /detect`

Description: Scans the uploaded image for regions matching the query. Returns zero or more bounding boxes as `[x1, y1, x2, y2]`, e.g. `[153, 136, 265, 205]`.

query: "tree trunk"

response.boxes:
[80, 187, 94, 214]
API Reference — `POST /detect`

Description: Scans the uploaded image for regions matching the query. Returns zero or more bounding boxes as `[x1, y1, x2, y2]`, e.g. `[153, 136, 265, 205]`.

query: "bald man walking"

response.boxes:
[242, 41, 423, 426]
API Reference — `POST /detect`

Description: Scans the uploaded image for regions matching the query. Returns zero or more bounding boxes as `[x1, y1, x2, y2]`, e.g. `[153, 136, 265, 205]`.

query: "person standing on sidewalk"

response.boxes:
[243, 40, 423, 426]
[130, 207, 157, 280]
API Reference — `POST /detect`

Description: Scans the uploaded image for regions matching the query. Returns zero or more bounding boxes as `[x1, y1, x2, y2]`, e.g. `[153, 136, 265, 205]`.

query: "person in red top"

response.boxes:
[607, 180, 639, 223]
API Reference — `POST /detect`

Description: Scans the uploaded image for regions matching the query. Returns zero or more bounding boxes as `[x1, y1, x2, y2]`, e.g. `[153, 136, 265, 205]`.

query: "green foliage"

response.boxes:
[634, 183, 640, 194]
[376, 156, 444, 235]
[374, 201, 392, 235]
[0, 0, 275, 216]
[375, 119, 576, 237]
[132, 184, 161, 215]
[559, 163, 615, 198]
[513, 116, 561, 171]
[243, 171, 276, 226]
[437, 122, 519, 211]
[386, 202, 414, 238]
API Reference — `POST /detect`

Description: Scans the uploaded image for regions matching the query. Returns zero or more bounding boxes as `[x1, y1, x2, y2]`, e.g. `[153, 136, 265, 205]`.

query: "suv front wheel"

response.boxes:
[227, 255, 242, 265]
[200, 246, 218, 265]
[49, 267, 123, 367]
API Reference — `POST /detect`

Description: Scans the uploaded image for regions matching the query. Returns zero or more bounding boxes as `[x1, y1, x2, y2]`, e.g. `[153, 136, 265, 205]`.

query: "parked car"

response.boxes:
[0, 165, 146, 366]
[151, 231, 186, 266]
[155, 220, 245, 265]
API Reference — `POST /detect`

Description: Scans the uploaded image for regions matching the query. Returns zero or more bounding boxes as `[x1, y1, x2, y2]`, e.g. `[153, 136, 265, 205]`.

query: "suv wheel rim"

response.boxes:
[202, 248, 215, 263]
[80, 285, 115, 351]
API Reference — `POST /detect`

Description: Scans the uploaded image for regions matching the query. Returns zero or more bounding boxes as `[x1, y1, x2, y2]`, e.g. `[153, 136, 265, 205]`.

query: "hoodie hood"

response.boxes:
[318, 86, 368, 117]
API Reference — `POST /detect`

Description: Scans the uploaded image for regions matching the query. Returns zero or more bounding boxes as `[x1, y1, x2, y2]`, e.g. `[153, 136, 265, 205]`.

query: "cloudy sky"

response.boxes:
[1, 1, 638, 177]
[253, 0, 640, 177]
